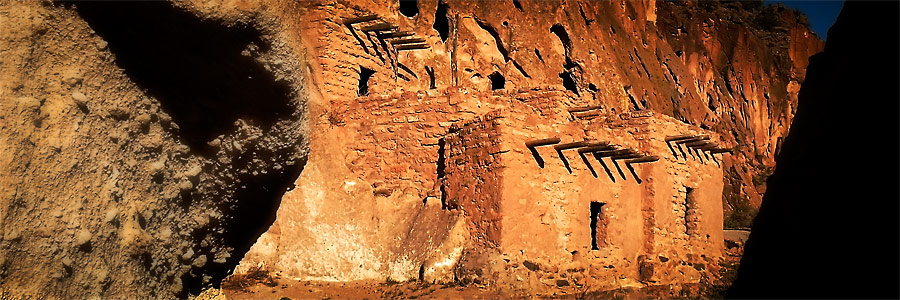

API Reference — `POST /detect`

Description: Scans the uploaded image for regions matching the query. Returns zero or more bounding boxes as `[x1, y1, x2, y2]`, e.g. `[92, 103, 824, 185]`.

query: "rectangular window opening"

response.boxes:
[590, 201, 607, 250]
[684, 186, 695, 236]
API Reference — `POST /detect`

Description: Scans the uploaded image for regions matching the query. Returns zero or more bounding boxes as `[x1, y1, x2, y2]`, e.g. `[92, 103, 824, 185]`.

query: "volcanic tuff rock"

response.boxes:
[0, 1, 309, 298]
[0, 0, 821, 298]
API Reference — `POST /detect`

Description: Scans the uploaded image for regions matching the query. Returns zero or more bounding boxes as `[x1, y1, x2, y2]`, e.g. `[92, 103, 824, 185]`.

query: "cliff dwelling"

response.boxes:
[437, 105, 730, 286]
[0, 0, 833, 298]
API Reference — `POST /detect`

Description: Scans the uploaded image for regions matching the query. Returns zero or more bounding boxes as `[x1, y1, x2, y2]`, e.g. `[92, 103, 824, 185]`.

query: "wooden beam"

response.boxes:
[395, 43, 430, 50]
[577, 144, 615, 153]
[390, 37, 427, 45]
[525, 138, 561, 148]
[567, 105, 603, 113]
[361, 23, 397, 32]
[625, 156, 659, 164]
[342, 15, 379, 25]
[377, 31, 416, 39]
[553, 141, 590, 151]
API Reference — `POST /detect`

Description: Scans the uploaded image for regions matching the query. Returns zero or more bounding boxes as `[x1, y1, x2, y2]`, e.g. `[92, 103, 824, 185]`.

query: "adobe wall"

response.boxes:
[441, 111, 508, 248]
[448, 109, 725, 291]
[238, 87, 549, 282]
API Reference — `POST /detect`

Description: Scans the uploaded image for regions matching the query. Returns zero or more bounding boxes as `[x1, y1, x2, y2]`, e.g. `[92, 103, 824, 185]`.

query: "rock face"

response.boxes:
[237, 0, 818, 292]
[728, 2, 899, 298]
[0, 1, 308, 298]
[0, 0, 821, 298]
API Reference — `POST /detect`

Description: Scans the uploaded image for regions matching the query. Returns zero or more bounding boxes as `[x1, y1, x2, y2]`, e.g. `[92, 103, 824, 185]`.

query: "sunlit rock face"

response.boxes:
[0, 0, 821, 298]
[236, 0, 820, 292]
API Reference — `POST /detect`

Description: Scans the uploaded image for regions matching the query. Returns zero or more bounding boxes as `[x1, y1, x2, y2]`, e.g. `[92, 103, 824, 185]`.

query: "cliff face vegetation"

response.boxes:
[0, 0, 822, 298]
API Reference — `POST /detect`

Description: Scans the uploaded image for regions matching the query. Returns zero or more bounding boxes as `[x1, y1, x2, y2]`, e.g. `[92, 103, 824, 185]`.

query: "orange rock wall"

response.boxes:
[239, 0, 820, 289]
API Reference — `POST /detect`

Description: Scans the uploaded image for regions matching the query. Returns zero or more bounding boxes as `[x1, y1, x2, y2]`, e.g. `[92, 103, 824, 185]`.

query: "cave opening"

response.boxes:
[71, 1, 293, 155]
[433, 0, 450, 42]
[358, 66, 376, 96]
[550, 24, 572, 54]
[399, 0, 418, 17]
[489, 71, 505, 90]
[560, 72, 579, 96]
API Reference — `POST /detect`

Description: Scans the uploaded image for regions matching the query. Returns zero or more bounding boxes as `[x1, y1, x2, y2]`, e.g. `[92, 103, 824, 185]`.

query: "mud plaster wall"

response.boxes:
[453, 110, 726, 288]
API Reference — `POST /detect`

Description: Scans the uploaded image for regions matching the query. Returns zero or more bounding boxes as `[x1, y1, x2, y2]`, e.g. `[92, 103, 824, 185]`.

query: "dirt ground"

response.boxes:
[224, 280, 503, 300]
[215, 245, 743, 300]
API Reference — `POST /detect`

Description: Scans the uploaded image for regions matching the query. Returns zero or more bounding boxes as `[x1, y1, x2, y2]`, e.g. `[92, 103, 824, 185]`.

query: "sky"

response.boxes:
[768, 0, 845, 40]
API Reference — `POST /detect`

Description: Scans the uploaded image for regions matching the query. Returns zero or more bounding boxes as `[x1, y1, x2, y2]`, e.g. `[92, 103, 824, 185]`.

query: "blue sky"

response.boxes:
[768, 0, 845, 40]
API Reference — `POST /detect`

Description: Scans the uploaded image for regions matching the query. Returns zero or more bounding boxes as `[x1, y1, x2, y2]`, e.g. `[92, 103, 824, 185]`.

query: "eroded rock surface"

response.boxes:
[0, 1, 308, 298]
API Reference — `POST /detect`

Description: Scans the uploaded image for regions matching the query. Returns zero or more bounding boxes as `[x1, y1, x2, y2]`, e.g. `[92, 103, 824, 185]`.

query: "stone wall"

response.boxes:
[440, 109, 725, 292]
[442, 111, 508, 247]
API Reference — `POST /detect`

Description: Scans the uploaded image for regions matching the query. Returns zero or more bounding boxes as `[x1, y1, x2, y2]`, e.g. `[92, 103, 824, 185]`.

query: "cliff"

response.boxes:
[728, 1, 899, 298]
[0, 0, 822, 298]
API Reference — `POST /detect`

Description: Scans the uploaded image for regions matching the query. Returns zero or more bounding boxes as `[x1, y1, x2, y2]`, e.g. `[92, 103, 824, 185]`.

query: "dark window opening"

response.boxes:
[433, 0, 450, 42]
[399, 0, 418, 17]
[560, 72, 579, 96]
[590, 202, 607, 250]
[588, 83, 598, 92]
[489, 71, 505, 90]
[512, 0, 523, 11]
[629, 94, 641, 110]
[684, 186, 695, 235]
[358, 67, 375, 96]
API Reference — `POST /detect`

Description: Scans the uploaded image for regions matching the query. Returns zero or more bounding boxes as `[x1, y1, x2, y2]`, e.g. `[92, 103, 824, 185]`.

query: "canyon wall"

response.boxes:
[238, 0, 820, 283]
[0, 0, 821, 298]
